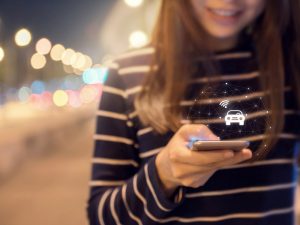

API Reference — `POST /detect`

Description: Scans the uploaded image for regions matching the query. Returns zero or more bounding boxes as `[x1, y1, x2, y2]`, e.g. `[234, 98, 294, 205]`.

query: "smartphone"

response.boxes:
[191, 140, 250, 152]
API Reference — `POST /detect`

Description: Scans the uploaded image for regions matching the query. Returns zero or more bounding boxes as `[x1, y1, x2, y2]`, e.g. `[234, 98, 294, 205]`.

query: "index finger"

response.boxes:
[171, 145, 235, 166]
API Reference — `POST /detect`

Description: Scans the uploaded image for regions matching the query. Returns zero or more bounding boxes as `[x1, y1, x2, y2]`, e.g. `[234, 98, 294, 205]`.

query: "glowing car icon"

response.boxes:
[225, 110, 245, 126]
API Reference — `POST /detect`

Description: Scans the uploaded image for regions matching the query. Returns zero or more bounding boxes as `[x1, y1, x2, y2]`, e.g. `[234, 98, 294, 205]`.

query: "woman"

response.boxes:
[88, 0, 300, 224]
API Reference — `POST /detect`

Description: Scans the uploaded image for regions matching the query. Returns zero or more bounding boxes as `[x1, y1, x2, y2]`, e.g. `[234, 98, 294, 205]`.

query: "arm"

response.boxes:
[87, 66, 183, 225]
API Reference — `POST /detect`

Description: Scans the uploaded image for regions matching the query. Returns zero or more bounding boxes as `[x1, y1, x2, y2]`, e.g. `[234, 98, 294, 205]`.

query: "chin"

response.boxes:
[207, 29, 241, 40]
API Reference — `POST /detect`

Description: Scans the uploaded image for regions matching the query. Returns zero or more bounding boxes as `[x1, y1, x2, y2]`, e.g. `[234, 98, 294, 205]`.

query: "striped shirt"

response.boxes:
[87, 42, 300, 225]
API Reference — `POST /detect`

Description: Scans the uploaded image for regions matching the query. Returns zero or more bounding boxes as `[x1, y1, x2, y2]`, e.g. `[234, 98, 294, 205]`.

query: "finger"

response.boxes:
[170, 146, 235, 166]
[211, 149, 253, 169]
[173, 149, 252, 179]
[171, 149, 252, 180]
[177, 124, 219, 142]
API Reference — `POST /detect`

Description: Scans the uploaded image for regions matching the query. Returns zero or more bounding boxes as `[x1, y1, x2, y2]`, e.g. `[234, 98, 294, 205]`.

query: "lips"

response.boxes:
[206, 7, 243, 25]
[209, 8, 241, 17]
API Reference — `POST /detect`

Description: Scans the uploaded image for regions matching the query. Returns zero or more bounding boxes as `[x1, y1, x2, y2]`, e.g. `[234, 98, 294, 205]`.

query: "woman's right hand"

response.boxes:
[155, 124, 253, 197]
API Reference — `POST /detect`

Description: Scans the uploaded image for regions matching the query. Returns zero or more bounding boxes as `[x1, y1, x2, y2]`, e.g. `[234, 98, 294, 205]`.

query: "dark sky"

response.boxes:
[0, 0, 115, 59]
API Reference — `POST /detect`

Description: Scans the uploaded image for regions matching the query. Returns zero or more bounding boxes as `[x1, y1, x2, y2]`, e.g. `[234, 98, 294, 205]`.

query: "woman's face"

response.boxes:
[191, 0, 266, 40]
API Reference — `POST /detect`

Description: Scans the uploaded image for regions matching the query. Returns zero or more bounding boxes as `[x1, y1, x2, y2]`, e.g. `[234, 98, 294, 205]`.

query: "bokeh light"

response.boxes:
[124, 0, 144, 8]
[79, 85, 99, 104]
[0, 47, 4, 62]
[129, 30, 148, 48]
[36, 38, 52, 55]
[40, 91, 53, 109]
[82, 68, 108, 84]
[31, 80, 46, 94]
[71, 52, 86, 69]
[80, 55, 93, 71]
[31, 53, 47, 69]
[29, 94, 42, 105]
[61, 48, 75, 65]
[15, 28, 32, 47]
[53, 90, 69, 107]
[67, 90, 81, 108]
[18, 87, 31, 102]
[50, 44, 65, 61]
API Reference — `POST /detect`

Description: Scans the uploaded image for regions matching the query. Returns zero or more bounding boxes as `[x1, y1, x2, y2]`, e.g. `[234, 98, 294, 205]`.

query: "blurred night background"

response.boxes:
[0, 0, 160, 225]
[0, 1, 300, 225]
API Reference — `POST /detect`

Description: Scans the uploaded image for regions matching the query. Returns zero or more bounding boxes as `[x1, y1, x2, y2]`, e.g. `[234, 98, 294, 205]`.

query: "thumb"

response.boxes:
[177, 124, 219, 142]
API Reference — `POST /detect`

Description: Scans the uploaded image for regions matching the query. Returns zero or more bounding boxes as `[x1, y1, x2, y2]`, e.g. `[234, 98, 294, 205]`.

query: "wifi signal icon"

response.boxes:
[220, 100, 230, 108]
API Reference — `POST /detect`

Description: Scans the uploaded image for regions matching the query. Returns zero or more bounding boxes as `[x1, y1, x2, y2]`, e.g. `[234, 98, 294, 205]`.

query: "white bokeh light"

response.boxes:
[0, 47, 4, 62]
[124, 0, 144, 8]
[31, 53, 47, 69]
[129, 31, 148, 48]
[50, 44, 65, 61]
[15, 28, 32, 47]
[36, 38, 52, 55]
[61, 48, 75, 65]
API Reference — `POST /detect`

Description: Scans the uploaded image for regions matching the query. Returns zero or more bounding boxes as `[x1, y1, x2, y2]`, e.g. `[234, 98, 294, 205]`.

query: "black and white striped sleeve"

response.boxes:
[87, 66, 184, 225]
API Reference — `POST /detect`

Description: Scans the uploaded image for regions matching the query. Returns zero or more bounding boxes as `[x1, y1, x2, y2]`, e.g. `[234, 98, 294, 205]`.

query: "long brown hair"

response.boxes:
[135, 0, 300, 161]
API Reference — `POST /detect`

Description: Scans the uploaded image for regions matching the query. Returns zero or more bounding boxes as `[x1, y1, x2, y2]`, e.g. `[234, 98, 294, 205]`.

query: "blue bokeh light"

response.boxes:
[82, 68, 108, 84]
[31, 80, 45, 94]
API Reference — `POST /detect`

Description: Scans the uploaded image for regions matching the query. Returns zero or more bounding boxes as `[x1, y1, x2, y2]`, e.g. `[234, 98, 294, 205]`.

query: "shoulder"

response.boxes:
[115, 45, 155, 66]
[103, 45, 156, 92]
[105, 45, 156, 73]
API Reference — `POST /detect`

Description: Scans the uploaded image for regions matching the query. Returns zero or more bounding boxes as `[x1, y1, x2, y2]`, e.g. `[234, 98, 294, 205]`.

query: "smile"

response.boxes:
[206, 7, 243, 26]
[208, 8, 242, 17]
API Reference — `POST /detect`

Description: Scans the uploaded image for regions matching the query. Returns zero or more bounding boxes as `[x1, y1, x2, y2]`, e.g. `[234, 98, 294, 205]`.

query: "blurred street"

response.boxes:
[0, 105, 95, 225]
[0, 1, 159, 223]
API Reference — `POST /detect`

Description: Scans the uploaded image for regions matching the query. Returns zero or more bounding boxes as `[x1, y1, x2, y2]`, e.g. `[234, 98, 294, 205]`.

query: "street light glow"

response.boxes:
[61, 48, 75, 65]
[124, 0, 144, 8]
[50, 44, 65, 61]
[31, 53, 47, 69]
[53, 90, 69, 107]
[15, 28, 32, 47]
[0, 47, 4, 62]
[36, 38, 52, 55]
[129, 30, 148, 48]
[79, 55, 93, 71]
[18, 87, 31, 102]
[70, 52, 86, 70]
[79, 85, 99, 104]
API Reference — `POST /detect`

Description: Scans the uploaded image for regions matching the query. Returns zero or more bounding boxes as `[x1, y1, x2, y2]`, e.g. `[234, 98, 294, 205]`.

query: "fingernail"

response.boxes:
[242, 150, 252, 159]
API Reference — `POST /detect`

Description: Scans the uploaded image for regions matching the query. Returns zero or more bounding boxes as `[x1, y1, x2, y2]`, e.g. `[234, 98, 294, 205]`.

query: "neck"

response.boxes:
[209, 36, 239, 52]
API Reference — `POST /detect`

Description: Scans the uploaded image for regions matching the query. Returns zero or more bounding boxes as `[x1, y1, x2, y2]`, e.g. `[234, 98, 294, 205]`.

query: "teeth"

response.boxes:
[211, 9, 239, 17]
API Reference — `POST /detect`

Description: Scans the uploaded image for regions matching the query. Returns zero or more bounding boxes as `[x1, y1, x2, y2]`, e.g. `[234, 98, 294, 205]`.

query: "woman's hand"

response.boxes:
[155, 124, 252, 197]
